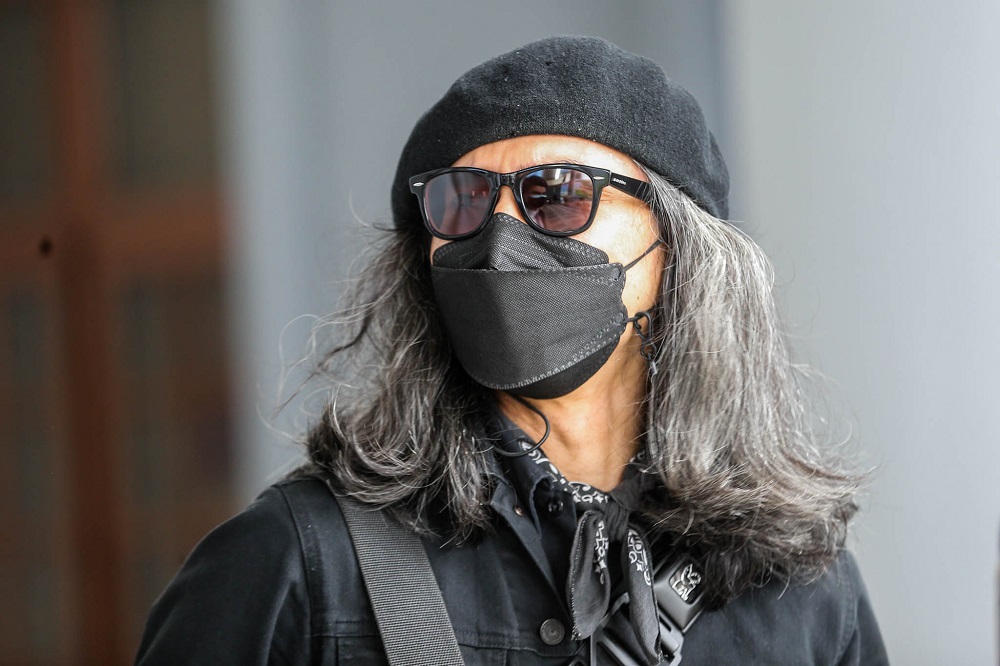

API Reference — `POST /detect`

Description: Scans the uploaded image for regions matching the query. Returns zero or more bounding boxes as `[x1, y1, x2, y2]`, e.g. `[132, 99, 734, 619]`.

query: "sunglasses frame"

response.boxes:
[409, 163, 652, 240]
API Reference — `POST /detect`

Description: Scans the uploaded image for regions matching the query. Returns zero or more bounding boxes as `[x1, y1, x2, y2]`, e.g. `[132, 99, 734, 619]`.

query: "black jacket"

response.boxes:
[135, 474, 888, 665]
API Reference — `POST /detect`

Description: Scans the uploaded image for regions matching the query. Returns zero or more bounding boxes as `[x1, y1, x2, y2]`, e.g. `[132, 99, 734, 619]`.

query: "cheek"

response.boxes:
[622, 250, 664, 314]
[617, 211, 665, 311]
[579, 207, 660, 265]
[428, 237, 449, 263]
[571, 207, 664, 313]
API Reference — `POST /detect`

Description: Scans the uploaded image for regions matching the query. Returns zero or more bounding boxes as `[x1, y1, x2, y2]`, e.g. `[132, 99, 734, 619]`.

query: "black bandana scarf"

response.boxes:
[519, 443, 663, 665]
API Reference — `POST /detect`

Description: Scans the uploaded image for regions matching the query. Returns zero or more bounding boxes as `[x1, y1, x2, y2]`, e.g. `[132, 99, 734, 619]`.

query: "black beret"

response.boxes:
[391, 35, 730, 229]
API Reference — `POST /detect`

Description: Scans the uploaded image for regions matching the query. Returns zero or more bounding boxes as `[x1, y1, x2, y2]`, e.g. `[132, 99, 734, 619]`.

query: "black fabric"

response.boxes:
[499, 419, 702, 664]
[492, 420, 579, 596]
[331, 489, 463, 666]
[392, 36, 730, 230]
[566, 501, 660, 664]
[134, 475, 890, 665]
[431, 214, 629, 398]
[496, 417, 661, 661]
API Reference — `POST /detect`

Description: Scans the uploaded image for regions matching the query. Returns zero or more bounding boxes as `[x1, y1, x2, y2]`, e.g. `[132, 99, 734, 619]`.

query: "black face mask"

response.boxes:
[431, 213, 658, 399]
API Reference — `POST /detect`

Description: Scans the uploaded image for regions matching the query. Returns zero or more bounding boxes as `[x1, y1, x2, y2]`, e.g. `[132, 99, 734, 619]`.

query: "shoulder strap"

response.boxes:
[323, 479, 465, 666]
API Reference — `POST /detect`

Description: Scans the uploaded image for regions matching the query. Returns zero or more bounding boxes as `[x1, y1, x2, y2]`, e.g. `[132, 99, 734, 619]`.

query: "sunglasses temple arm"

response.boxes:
[609, 172, 653, 203]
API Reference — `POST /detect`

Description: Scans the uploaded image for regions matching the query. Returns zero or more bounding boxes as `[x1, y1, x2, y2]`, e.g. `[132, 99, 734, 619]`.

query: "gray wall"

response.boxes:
[218, 2, 1000, 663]
[723, 1, 1000, 663]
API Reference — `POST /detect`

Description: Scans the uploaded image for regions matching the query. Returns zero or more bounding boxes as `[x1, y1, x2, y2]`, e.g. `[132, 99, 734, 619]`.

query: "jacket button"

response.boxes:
[539, 618, 565, 645]
[513, 504, 525, 516]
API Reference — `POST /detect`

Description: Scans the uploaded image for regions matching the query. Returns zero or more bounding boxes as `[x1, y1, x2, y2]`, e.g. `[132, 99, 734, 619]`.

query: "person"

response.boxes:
[135, 36, 888, 665]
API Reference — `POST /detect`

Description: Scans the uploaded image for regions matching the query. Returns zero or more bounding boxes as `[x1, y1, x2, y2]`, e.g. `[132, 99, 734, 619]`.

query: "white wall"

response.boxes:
[723, 2, 1000, 663]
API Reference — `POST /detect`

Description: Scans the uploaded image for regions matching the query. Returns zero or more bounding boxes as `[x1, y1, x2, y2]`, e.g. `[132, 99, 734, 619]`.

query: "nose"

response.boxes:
[492, 184, 524, 222]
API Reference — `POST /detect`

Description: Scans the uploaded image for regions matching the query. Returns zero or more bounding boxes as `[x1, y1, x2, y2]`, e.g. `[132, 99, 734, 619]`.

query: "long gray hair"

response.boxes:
[298, 169, 862, 605]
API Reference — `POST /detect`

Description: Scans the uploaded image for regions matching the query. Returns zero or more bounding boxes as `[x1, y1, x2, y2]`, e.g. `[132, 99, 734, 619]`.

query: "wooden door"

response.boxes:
[0, 1, 235, 663]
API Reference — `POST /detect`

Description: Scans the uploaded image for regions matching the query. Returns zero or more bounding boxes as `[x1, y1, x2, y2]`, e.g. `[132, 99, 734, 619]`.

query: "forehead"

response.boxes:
[452, 135, 646, 180]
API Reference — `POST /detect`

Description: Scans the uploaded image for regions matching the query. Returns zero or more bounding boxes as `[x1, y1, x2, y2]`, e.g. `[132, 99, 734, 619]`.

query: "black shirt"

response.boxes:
[494, 418, 580, 594]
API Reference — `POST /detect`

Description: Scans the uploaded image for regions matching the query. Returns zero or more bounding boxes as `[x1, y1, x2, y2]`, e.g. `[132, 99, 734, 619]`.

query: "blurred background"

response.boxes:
[1, 1, 997, 664]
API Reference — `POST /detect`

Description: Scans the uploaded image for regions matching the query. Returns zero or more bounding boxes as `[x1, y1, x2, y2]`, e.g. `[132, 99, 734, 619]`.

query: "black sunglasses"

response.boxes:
[409, 163, 651, 240]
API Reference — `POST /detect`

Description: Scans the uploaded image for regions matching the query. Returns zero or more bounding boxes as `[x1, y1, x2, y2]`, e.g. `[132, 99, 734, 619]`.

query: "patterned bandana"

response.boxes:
[520, 443, 663, 665]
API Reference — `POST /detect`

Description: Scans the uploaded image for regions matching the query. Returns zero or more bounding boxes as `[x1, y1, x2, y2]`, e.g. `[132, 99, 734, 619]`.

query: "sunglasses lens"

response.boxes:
[520, 167, 595, 233]
[423, 171, 493, 237]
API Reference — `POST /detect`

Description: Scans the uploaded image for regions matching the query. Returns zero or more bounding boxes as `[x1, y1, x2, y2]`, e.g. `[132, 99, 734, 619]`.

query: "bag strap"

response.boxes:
[323, 479, 465, 666]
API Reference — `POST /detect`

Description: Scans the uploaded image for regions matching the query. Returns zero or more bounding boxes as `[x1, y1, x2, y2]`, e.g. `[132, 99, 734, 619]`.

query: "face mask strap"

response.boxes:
[622, 238, 663, 373]
[625, 310, 659, 377]
[622, 239, 663, 272]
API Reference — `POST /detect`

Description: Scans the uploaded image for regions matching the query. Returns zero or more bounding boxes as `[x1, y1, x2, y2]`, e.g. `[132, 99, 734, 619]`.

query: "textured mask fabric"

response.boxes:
[430, 214, 629, 399]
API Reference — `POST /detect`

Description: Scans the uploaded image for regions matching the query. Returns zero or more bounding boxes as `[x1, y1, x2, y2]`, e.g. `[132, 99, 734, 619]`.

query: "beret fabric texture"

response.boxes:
[391, 35, 730, 228]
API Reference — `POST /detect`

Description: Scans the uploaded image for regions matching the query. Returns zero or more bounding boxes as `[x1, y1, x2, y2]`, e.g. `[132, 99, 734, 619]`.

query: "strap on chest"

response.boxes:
[304, 476, 466, 666]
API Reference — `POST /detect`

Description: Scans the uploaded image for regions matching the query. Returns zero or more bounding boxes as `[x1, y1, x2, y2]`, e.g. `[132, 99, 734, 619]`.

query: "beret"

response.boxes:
[391, 35, 730, 229]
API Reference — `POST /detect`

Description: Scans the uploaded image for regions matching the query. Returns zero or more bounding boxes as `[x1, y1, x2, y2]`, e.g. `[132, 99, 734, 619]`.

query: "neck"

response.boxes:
[496, 342, 649, 491]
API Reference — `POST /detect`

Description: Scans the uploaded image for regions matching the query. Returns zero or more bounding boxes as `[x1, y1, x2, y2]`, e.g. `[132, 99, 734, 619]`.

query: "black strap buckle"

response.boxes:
[570, 554, 706, 665]
[654, 557, 705, 634]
